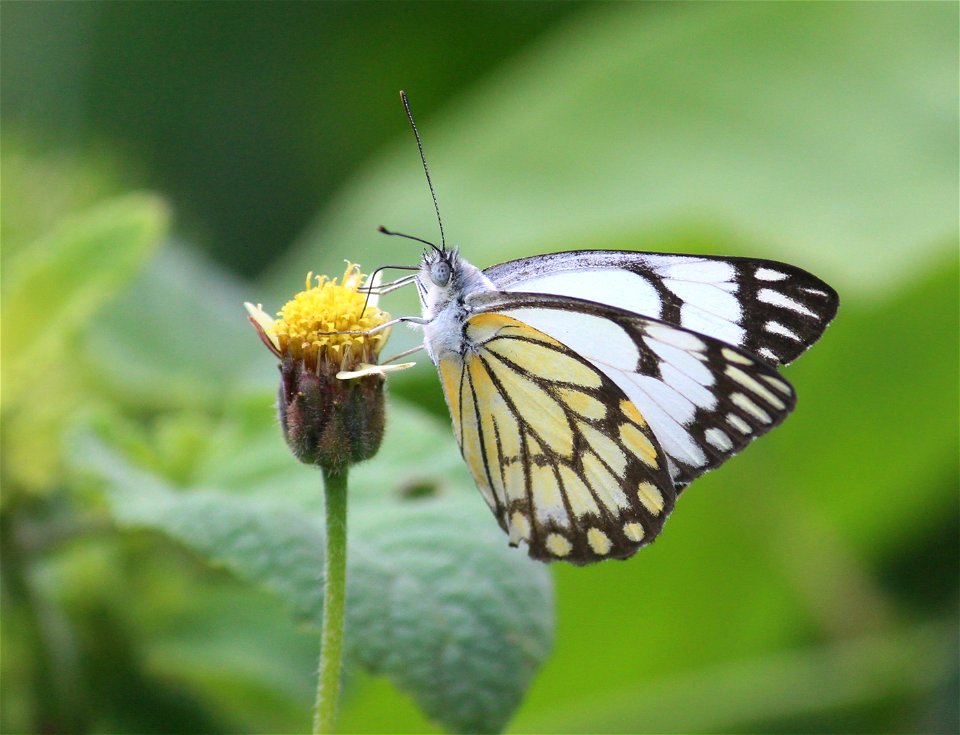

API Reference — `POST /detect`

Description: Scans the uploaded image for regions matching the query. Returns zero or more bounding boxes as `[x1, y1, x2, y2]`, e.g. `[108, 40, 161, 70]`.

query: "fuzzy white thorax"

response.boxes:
[418, 250, 496, 363]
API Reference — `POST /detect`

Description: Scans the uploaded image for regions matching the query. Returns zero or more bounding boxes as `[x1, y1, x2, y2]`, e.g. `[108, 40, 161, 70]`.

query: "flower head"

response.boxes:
[245, 262, 402, 377]
[244, 262, 413, 472]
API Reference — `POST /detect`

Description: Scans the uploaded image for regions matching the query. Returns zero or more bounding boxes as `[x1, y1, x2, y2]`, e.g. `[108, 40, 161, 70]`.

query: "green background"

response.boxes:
[2, 2, 958, 733]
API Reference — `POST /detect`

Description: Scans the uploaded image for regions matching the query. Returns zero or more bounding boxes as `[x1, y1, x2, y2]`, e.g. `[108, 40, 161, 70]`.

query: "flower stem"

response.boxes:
[313, 467, 349, 734]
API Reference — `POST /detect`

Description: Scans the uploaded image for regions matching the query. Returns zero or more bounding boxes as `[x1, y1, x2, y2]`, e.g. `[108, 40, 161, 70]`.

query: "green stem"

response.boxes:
[313, 466, 349, 735]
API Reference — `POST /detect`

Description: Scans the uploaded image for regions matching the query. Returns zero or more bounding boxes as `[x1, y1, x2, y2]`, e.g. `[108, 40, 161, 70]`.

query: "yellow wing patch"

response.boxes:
[485, 335, 604, 389]
[435, 312, 677, 565]
[618, 422, 660, 470]
[558, 387, 608, 420]
[483, 352, 574, 456]
[438, 359, 463, 443]
[619, 399, 648, 427]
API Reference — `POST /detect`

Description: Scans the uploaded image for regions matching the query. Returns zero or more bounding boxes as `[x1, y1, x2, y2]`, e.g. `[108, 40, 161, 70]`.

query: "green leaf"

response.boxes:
[0, 134, 131, 260]
[71, 402, 553, 734]
[3, 193, 169, 406]
[519, 623, 953, 733]
[1, 192, 168, 492]
[82, 244, 273, 411]
[346, 500, 553, 734]
[189, 387, 472, 512]
[145, 584, 320, 733]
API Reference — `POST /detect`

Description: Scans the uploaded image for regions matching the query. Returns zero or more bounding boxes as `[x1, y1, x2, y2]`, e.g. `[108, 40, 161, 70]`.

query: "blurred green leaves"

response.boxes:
[83, 245, 267, 412]
[2, 187, 167, 492]
[3, 193, 168, 382]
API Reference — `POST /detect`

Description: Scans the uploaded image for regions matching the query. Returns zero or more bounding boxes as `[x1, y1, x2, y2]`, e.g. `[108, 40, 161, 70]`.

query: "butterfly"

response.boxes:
[373, 92, 839, 565]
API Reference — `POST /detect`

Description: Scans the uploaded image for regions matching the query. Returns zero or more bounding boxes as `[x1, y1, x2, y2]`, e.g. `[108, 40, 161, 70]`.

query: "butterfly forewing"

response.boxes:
[437, 312, 677, 564]
[468, 291, 798, 489]
[483, 250, 839, 366]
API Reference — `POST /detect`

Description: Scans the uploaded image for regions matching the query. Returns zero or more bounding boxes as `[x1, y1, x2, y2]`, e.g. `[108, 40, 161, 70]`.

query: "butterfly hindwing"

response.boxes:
[436, 312, 677, 564]
[483, 250, 839, 366]
[467, 291, 798, 489]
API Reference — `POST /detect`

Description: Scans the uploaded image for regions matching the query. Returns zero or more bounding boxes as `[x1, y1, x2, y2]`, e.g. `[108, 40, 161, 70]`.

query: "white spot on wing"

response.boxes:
[765, 320, 802, 341]
[727, 413, 752, 434]
[705, 427, 733, 451]
[755, 267, 789, 281]
[760, 374, 792, 395]
[587, 527, 612, 555]
[725, 366, 787, 410]
[623, 522, 645, 542]
[758, 288, 816, 317]
[721, 347, 753, 365]
[731, 392, 772, 423]
[545, 533, 572, 557]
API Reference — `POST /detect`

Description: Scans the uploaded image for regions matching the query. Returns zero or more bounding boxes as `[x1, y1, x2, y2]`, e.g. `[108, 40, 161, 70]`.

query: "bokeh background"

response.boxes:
[2, 2, 958, 733]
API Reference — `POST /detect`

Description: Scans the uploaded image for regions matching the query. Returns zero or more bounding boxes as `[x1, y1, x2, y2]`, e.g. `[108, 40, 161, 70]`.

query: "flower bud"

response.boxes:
[244, 263, 414, 472]
[277, 354, 385, 472]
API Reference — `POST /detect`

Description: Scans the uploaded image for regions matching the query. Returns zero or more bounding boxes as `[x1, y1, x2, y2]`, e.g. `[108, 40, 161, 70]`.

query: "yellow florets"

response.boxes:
[270, 263, 390, 372]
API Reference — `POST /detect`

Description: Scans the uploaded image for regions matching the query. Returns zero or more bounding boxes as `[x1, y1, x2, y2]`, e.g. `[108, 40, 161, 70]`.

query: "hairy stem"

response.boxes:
[313, 467, 349, 734]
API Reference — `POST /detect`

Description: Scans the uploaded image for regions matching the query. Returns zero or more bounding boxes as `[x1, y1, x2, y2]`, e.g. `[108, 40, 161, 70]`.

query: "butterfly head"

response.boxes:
[424, 247, 456, 287]
[418, 246, 494, 321]
[420, 247, 462, 308]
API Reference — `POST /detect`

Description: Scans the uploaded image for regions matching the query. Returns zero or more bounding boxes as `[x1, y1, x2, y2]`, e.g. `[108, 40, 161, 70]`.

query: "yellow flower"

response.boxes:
[245, 262, 411, 378]
[244, 262, 413, 470]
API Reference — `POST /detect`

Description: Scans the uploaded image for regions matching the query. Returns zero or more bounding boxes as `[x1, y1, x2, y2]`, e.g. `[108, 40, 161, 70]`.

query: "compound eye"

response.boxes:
[430, 260, 451, 286]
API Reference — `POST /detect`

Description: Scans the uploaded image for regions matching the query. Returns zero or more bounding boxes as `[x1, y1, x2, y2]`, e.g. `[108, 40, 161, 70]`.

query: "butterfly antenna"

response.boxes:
[359, 262, 420, 316]
[400, 90, 446, 251]
[378, 225, 442, 254]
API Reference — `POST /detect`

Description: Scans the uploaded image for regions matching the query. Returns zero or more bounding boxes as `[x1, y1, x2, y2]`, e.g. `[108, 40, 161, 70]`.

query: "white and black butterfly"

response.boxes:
[371, 93, 839, 565]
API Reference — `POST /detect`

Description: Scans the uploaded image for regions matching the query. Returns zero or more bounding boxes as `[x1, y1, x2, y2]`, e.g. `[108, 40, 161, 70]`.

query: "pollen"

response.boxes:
[270, 263, 391, 372]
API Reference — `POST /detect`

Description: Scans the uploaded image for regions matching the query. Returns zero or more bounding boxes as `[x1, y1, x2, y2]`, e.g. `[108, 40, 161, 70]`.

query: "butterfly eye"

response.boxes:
[430, 259, 451, 286]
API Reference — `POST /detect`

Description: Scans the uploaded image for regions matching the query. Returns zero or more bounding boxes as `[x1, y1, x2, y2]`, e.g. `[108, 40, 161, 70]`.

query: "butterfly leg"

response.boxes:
[381, 345, 424, 364]
[314, 315, 432, 338]
[359, 274, 419, 295]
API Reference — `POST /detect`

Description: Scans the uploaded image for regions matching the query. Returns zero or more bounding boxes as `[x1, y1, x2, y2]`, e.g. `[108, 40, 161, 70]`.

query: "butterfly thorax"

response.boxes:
[419, 250, 496, 363]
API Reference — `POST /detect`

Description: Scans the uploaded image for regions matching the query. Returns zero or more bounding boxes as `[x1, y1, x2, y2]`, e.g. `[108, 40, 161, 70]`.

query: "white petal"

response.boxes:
[244, 302, 280, 352]
[337, 362, 416, 380]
